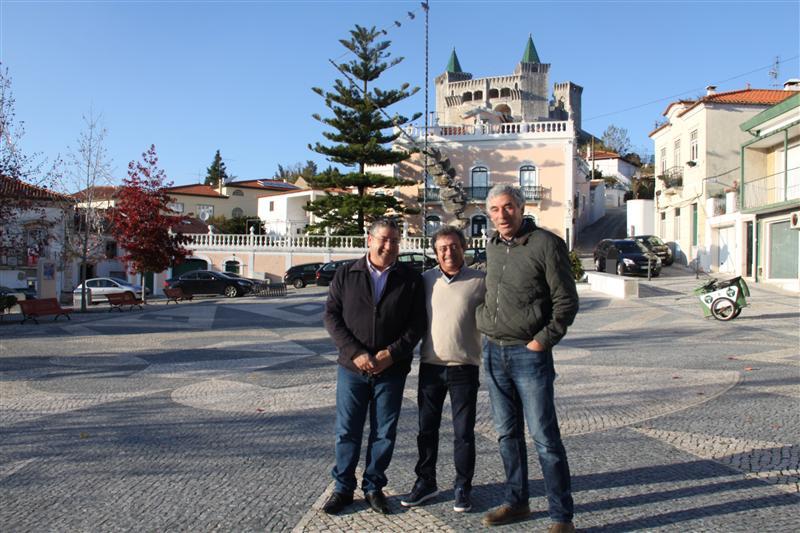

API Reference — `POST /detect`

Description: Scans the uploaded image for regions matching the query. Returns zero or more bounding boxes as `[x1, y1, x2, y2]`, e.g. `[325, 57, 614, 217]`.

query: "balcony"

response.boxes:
[420, 185, 546, 203]
[521, 185, 545, 201]
[742, 170, 800, 211]
[658, 167, 684, 192]
[402, 120, 572, 140]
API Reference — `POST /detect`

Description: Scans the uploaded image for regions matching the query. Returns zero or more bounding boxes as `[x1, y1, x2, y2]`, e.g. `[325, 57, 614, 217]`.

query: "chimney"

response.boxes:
[745, 82, 751, 90]
[705, 85, 717, 96]
[784, 78, 800, 91]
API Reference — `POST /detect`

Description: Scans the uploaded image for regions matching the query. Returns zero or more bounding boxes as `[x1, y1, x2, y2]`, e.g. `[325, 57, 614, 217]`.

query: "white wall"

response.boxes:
[626, 199, 655, 236]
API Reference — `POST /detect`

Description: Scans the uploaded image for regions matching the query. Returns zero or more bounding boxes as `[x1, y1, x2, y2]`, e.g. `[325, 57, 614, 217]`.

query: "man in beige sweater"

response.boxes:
[400, 226, 485, 513]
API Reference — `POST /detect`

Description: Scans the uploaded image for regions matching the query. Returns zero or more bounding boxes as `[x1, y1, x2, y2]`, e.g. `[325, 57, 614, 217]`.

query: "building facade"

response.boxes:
[649, 86, 795, 270]
[394, 36, 590, 247]
[738, 90, 800, 291]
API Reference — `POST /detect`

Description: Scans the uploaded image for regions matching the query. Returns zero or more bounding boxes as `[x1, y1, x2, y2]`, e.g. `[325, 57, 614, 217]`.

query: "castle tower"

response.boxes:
[434, 35, 553, 124]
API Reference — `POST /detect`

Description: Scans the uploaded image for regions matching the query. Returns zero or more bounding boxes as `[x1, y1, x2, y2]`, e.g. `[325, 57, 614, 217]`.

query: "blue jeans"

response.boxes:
[415, 363, 480, 491]
[332, 366, 407, 495]
[483, 340, 573, 523]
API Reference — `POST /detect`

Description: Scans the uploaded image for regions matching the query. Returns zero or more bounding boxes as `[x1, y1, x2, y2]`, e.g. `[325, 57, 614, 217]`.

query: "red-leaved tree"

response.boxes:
[111, 145, 190, 302]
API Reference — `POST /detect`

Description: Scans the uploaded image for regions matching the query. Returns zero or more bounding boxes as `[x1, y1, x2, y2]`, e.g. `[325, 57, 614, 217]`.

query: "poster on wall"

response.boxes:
[42, 262, 55, 280]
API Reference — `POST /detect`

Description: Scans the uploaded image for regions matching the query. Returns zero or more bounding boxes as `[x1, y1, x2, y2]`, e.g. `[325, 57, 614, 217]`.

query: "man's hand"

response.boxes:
[352, 353, 375, 373]
[527, 339, 546, 352]
[370, 349, 394, 375]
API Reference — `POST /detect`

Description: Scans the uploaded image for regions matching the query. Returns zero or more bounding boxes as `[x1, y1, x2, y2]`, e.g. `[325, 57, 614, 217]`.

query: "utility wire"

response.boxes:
[585, 54, 799, 122]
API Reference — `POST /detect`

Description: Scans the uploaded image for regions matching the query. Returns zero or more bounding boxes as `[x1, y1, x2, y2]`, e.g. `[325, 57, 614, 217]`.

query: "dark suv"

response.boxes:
[633, 235, 674, 266]
[593, 239, 661, 277]
[283, 262, 323, 289]
[315, 259, 356, 286]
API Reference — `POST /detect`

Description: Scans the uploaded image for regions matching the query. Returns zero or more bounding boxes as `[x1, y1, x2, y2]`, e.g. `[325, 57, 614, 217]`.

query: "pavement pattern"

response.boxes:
[1, 270, 798, 532]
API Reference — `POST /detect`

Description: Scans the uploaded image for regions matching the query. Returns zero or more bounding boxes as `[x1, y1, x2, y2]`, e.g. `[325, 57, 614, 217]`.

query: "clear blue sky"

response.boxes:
[2, 0, 798, 188]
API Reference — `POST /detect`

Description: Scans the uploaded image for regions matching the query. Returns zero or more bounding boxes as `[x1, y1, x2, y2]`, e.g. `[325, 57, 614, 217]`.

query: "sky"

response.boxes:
[1, 0, 799, 189]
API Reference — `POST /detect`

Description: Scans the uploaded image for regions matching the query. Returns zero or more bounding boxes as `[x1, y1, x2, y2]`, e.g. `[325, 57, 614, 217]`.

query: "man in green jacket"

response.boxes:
[477, 184, 579, 533]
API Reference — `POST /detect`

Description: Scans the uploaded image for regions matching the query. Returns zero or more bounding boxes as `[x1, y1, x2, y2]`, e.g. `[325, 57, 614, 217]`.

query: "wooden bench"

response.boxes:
[106, 292, 145, 312]
[163, 287, 193, 304]
[18, 298, 73, 324]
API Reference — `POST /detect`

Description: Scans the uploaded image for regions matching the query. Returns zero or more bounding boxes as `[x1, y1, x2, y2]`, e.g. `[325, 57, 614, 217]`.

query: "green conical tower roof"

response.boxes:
[446, 48, 463, 73]
[521, 34, 540, 63]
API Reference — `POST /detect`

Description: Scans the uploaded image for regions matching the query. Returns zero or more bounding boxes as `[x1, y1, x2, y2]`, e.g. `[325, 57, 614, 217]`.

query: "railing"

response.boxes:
[186, 232, 488, 253]
[658, 167, 684, 190]
[404, 120, 571, 139]
[742, 169, 800, 210]
[421, 185, 546, 202]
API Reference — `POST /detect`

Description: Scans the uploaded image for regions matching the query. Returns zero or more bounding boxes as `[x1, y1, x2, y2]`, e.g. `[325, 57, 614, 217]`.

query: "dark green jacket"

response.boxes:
[476, 219, 579, 349]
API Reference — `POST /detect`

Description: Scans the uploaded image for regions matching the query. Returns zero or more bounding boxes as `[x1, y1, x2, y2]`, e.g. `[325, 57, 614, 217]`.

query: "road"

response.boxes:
[1, 278, 798, 532]
[576, 207, 628, 256]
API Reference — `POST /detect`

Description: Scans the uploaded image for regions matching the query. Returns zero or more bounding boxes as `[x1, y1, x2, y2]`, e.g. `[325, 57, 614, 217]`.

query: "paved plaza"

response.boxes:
[1, 271, 798, 532]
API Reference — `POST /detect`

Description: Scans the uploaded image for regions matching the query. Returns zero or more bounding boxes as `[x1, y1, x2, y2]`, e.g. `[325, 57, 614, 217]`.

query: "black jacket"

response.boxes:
[324, 256, 427, 376]
[477, 219, 579, 349]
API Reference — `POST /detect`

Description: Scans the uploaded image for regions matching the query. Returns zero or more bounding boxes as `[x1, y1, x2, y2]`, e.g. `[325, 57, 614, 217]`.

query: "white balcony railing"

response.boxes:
[403, 120, 571, 139]
[185, 233, 488, 253]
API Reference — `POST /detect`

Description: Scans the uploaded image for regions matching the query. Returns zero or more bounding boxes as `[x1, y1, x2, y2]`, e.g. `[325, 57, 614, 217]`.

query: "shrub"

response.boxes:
[569, 250, 585, 281]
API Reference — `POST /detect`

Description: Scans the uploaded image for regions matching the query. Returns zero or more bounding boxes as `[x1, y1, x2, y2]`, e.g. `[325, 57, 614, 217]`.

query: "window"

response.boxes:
[462, 92, 473, 102]
[488, 88, 499, 99]
[197, 204, 214, 221]
[660, 211, 666, 237]
[231, 207, 243, 218]
[105, 241, 117, 259]
[674, 207, 681, 240]
[673, 139, 681, 168]
[425, 215, 441, 235]
[471, 166, 488, 188]
[519, 165, 537, 187]
[232, 190, 244, 196]
[269, 201, 275, 212]
[224, 260, 240, 274]
[471, 215, 487, 237]
[660, 147, 667, 174]
[690, 130, 699, 161]
[473, 90, 483, 100]
[500, 87, 511, 97]
[168, 202, 184, 213]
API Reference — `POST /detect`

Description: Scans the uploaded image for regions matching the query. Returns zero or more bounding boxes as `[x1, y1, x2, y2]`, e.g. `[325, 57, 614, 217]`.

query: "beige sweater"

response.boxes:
[421, 267, 486, 366]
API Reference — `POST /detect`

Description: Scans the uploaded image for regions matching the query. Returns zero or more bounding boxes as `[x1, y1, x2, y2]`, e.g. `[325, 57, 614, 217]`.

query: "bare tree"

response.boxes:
[58, 111, 115, 311]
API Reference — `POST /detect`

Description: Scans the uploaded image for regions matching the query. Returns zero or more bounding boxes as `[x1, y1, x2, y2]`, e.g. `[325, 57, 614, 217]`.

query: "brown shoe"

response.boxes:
[481, 503, 531, 526]
[547, 522, 576, 533]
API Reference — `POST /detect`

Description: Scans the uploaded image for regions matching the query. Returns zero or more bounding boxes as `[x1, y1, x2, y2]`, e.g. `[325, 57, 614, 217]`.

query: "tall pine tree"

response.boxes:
[204, 149, 229, 187]
[305, 25, 420, 234]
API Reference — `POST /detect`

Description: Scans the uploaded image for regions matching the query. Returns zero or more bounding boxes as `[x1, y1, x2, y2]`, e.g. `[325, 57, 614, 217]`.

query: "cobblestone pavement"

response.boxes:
[1, 271, 798, 532]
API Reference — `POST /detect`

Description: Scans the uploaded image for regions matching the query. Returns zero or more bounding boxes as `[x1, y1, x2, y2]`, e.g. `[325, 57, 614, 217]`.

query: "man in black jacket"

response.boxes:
[477, 184, 579, 533]
[321, 219, 426, 516]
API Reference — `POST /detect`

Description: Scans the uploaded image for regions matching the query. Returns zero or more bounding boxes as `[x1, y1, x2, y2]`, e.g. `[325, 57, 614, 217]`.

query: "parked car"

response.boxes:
[464, 248, 487, 268]
[0, 285, 37, 300]
[164, 270, 254, 298]
[73, 277, 149, 303]
[397, 252, 436, 273]
[315, 259, 356, 287]
[284, 262, 324, 289]
[633, 235, 674, 266]
[593, 239, 661, 277]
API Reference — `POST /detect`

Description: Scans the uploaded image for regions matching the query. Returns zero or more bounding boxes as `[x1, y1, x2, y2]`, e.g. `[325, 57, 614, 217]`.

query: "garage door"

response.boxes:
[172, 258, 208, 277]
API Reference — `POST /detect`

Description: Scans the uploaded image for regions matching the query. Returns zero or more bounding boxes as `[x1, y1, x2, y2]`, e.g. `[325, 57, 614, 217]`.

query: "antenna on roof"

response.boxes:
[768, 55, 780, 88]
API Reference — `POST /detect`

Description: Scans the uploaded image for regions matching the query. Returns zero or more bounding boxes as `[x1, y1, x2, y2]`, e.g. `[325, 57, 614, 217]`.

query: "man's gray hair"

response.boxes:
[368, 218, 400, 237]
[486, 184, 525, 210]
[430, 225, 467, 251]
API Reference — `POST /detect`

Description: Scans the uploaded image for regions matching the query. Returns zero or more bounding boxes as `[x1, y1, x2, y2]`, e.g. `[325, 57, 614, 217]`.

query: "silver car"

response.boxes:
[73, 277, 149, 303]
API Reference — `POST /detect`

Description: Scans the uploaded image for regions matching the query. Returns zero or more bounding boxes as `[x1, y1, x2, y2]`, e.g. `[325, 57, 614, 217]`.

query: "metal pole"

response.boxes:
[422, 1, 429, 249]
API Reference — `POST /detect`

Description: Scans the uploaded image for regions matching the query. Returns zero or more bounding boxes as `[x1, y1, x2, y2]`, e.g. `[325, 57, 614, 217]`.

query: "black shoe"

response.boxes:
[400, 480, 439, 507]
[322, 491, 353, 515]
[365, 490, 390, 514]
[453, 487, 472, 512]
